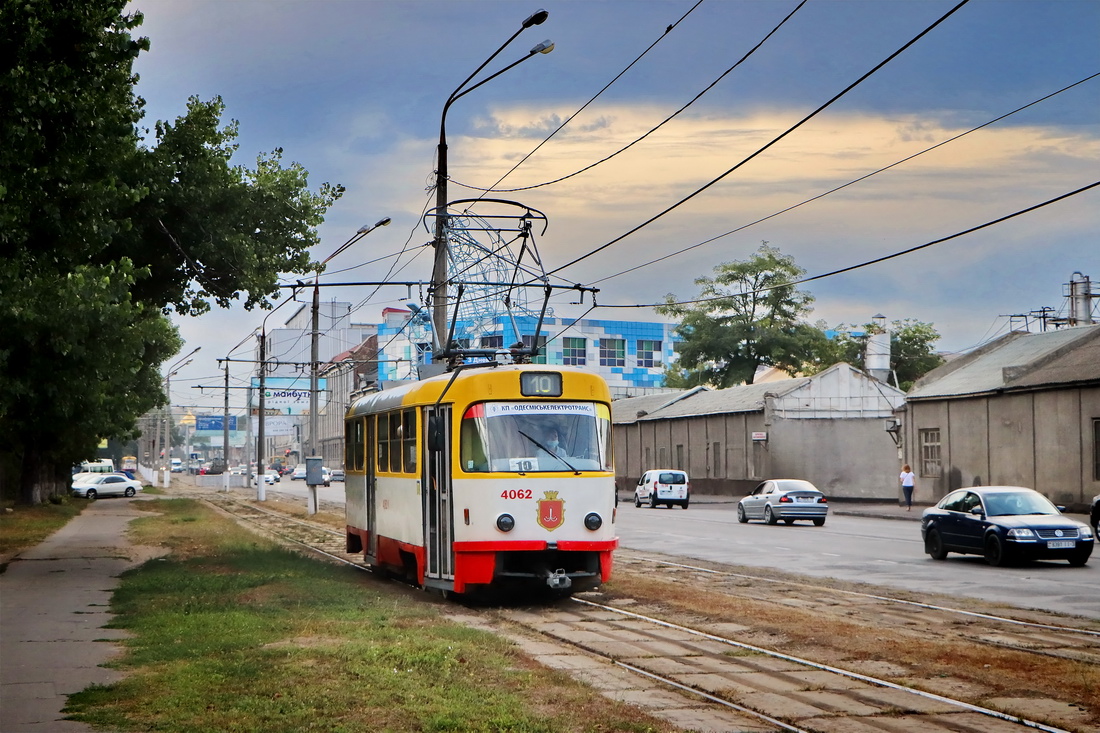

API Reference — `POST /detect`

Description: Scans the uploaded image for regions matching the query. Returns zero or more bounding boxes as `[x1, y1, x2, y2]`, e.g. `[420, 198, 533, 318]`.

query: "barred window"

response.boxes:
[599, 338, 625, 367]
[920, 428, 942, 478]
[562, 337, 586, 366]
[637, 339, 661, 368]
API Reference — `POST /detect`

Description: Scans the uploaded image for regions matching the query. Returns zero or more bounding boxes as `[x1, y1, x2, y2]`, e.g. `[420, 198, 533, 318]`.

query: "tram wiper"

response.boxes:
[517, 431, 581, 475]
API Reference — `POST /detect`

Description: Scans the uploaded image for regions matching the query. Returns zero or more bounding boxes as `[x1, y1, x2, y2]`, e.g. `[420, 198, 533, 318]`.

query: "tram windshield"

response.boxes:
[460, 401, 612, 473]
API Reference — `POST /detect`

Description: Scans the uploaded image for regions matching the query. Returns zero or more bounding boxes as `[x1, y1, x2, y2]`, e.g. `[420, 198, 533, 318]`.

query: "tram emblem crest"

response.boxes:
[537, 490, 565, 531]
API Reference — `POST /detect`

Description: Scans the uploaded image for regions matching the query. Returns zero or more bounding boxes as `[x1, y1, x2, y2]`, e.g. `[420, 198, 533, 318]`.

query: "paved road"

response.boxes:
[616, 502, 1099, 619]
[206, 478, 1099, 619]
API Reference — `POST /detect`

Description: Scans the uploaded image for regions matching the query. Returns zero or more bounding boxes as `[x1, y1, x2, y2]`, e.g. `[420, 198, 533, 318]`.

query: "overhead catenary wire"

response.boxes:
[596, 180, 1100, 309]
[588, 71, 1100, 286]
[454, 0, 808, 195]
[541, 0, 973, 281]
[454, 0, 705, 201]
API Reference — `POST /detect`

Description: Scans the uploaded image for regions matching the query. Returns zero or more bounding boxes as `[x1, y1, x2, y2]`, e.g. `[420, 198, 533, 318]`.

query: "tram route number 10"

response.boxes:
[501, 489, 534, 500]
[520, 372, 563, 397]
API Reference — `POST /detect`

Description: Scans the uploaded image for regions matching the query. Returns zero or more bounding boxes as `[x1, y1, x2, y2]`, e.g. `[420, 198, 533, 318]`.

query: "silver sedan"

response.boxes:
[737, 479, 828, 526]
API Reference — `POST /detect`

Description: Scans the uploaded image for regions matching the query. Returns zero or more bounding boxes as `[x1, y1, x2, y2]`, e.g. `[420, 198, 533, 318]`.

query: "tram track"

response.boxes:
[189, 489, 1099, 732]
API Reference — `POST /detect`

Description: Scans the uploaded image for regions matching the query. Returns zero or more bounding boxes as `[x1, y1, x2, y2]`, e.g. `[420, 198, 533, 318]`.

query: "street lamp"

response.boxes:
[430, 9, 552, 350]
[155, 346, 200, 487]
[306, 218, 391, 515]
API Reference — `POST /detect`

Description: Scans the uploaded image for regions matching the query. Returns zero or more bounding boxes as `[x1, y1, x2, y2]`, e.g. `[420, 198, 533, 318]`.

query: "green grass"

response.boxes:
[64, 499, 669, 732]
[0, 499, 84, 558]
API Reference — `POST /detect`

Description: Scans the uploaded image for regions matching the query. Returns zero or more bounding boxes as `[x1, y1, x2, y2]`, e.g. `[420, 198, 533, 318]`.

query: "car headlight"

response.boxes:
[1079, 526, 1094, 540]
[1006, 528, 1035, 540]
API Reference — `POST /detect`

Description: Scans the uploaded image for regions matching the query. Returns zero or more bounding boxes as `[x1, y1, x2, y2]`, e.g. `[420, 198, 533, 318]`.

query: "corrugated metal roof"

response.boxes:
[610, 388, 701, 424]
[637, 379, 808, 420]
[908, 325, 1100, 400]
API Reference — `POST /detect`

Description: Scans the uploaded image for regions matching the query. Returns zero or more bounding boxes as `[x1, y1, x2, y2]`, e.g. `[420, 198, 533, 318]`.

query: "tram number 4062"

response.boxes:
[501, 489, 534, 500]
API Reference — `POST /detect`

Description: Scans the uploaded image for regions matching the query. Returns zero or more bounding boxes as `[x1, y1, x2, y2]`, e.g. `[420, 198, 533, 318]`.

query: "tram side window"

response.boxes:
[377, 413, 390, 471]
[347, 417, 365, 471]
[401, 408, 417, 473]
[377, 409, 417, 474]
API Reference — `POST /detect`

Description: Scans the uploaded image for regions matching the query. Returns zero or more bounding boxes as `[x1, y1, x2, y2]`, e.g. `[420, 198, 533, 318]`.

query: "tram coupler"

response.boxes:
[546, 568, 572, 590]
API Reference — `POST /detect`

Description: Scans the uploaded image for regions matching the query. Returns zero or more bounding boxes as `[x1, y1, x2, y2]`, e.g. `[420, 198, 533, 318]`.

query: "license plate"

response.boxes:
[797, 497, 815, 503]
[1047, 540, 1075, 549]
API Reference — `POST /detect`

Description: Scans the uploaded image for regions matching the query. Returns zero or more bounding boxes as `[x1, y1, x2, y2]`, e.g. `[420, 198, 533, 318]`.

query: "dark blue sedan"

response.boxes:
[921, 486, 1094, 567]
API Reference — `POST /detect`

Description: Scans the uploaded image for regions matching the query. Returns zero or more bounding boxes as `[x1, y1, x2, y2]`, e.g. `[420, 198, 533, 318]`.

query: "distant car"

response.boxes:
[258, 472, 280, 485]
[71, 473, 143, 500]
[737, 479, 828, 526]
[921, 486, 1094, 567]
[634, 469, 690, 509]
[328, 467, 344, 482]
[291, 465, 307, 481]
[1091, 493, 1100, 536]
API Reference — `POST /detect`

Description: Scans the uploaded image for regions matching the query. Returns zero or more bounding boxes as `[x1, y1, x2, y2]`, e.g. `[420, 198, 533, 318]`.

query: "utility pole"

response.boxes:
[222, 359, 230, 492]
[257, 331, 267, 501]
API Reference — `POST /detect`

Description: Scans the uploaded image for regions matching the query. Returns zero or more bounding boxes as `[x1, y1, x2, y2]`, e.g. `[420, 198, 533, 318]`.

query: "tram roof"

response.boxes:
[346, 363, 609, 418]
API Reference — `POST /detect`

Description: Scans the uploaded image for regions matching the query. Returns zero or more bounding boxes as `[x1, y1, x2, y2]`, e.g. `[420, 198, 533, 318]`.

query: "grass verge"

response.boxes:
[64, 499, 670, 733]
[0, 499, 84, 559]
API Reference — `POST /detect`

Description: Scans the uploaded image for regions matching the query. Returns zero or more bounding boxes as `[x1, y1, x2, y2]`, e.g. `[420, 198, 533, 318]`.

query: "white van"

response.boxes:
[170, 458, 183, 473]
[634, 469, 690, 509]
[80, 459, 115, 473]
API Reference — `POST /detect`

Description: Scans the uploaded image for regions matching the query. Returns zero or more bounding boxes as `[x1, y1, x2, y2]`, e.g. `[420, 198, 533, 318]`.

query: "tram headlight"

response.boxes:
[584, 512, 603, 531]
[496, 513, 516, 532]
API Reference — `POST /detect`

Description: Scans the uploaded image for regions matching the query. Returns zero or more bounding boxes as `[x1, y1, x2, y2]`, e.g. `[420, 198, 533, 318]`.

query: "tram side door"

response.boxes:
[366, 415, 377, 559]
[423, 405, 454, 584]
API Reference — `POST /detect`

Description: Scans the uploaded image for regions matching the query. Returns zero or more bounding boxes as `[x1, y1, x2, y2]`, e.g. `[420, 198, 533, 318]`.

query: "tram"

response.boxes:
[343, 362, 618, 596]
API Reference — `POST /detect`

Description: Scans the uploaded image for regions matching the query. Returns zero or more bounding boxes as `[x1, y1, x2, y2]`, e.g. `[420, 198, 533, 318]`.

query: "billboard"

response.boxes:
[249, 377, 327, 415]
[195, 415, 238, 432]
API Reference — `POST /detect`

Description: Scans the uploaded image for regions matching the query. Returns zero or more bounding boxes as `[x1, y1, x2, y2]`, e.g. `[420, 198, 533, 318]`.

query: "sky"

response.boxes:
[123, 0, 1100, 412]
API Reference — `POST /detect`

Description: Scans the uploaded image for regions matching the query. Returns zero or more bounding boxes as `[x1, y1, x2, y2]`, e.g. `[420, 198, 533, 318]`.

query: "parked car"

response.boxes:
[1091, 493, 1100, 536]
[737, 479, 829, 526]
[921, 486, 1094, 566]
[634, 469, 690, 509]
[329, 467, 345, 482]
[71, 473, 143, 500]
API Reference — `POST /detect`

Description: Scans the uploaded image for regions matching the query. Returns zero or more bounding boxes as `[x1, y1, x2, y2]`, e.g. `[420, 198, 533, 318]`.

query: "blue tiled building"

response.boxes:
[375, 309, 681, 397]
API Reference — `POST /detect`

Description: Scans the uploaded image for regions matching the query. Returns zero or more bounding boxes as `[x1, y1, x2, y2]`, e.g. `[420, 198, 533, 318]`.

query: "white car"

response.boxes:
[257, 472, 280, 485]
[72, 473, 143, 500]
[634, 469, 690, 509]
[291, 465, 307, 481]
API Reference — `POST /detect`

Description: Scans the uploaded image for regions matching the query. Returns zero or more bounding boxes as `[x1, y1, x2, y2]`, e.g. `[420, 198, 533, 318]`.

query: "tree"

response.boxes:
[657, 243, 822, 386]
[804, 319, 945, 391]
[0, 2, 342, 504]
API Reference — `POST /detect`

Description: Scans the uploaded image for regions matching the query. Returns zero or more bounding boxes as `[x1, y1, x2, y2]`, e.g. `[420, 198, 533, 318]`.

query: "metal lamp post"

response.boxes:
[306, 217, 391, 515]
[430, 9, 553, 350]
[155, 346, 200, 487]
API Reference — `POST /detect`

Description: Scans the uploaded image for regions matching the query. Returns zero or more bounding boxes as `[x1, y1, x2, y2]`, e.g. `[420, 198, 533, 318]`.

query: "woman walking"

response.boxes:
[899, 464, 916, 511]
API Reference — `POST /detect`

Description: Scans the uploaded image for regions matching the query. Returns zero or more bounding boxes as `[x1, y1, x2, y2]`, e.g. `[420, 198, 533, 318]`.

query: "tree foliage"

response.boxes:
[0, 1, 342, 503]
[803, 318, 945, 390]
[657, 243, 822, 386]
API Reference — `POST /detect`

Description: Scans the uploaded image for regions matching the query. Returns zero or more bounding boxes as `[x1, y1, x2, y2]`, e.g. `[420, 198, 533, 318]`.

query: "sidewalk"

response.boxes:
[0, 498, 162, 732]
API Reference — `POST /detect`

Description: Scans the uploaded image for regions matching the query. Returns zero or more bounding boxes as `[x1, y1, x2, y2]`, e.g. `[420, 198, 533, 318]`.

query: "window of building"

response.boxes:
[562, 337, 586, 366]
[637, 339, 661, 368]
[675, 444, 684, 471]
[658, 446, 667, 467]
[920, 428, 942, 478]
[599, 338, 625, 367]
[480, 335, 503, 349]
[1094, 419, 1100, 481]
[522, 334, 548, 364]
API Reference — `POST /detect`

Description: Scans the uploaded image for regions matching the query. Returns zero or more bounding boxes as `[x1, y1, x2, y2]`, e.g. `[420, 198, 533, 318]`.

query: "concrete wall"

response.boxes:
[614, 412, 899, 499]
[768, 417, 901, 499]
[905, 386, 1100, 507]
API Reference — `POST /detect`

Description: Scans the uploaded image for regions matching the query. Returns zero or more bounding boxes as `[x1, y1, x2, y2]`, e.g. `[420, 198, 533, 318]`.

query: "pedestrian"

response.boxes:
[899, 464, 916, 511]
